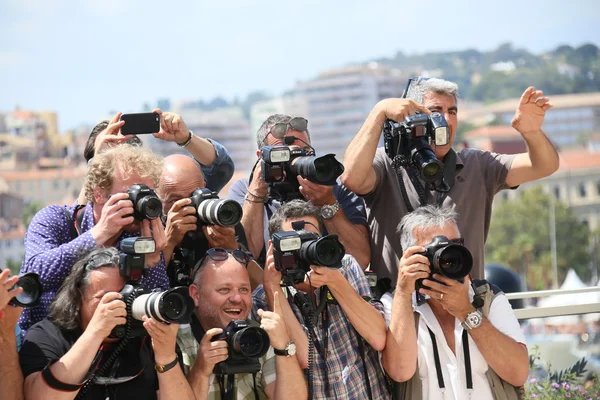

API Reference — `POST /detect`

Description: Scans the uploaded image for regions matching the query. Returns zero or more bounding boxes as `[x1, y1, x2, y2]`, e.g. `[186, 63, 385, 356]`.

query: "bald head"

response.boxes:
[159, 154, 206, 214]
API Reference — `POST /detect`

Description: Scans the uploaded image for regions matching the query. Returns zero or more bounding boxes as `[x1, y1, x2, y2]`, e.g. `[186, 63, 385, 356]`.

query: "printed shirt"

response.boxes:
[19, 203, 169, 334]
[252, 255, 391, 400]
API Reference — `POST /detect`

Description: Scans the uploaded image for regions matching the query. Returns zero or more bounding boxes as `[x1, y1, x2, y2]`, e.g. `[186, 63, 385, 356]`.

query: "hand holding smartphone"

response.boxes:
[120, 112, 161, 135]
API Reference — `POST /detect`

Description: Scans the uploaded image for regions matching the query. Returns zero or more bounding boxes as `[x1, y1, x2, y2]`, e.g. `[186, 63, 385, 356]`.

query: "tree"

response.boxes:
[4, 258, 21, 275]
[22, 201, 44, 229]
[485, 187, 591, 290]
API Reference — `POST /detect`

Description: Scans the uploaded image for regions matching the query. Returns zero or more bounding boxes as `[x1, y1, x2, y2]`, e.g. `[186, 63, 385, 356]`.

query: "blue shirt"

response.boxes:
[18, 203, 169, 335]
[201, 139, 235, 193]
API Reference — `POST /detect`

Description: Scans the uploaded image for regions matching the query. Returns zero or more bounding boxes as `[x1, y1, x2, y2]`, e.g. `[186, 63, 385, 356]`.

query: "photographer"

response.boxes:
[19, 247, 195, 400]
[0, 269, 24, 400]
[77, 109, 234, 205]
[254, 200, 390, 399]
[342, 79, 559, 283]
[228, 114, 371, 269]
[381, 206, 528, 399]
[158, 154, 262, 289]
[181, 248, 307, 399]
[19, 145, 169, 335]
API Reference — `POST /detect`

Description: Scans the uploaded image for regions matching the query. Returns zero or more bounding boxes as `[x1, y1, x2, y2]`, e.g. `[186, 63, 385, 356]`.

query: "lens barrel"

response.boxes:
[197, 198, 243, 227]
[131, 287, 194, 324]
[9, 273, 43, 308]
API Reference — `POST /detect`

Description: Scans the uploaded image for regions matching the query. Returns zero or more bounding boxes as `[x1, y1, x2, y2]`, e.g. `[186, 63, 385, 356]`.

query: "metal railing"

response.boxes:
[505, 286, 600, 320]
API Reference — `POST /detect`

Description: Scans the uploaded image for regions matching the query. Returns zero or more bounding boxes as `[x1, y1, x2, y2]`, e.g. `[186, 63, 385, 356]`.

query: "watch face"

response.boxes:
[467, 312, 482, 328]
[321, 207, 334, 219]
[287, 342, 297, 356]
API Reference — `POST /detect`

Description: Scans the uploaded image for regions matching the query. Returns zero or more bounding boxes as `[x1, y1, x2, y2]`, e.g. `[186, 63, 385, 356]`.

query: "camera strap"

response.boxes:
[427, 327, 474, 397]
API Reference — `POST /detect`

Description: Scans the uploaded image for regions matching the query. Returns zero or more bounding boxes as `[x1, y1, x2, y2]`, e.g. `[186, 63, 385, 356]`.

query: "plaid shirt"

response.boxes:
[253, 255, 391, 400]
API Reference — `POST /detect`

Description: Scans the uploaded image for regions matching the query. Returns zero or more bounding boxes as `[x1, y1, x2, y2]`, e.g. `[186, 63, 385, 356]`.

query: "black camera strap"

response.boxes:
[427, 327, 474, 396]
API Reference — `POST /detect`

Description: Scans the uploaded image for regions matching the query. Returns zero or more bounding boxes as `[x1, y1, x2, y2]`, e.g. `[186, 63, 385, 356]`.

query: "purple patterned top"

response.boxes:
[18, 203, 169, 335]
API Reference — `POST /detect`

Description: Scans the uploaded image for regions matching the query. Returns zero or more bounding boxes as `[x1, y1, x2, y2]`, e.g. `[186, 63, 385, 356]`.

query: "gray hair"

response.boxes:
[268, 199, 325, 236]
[49, 247, 120, 331]
[398, 205, 460, 250]
[255, 114, 311, 150]
[406, 77, 459, 104]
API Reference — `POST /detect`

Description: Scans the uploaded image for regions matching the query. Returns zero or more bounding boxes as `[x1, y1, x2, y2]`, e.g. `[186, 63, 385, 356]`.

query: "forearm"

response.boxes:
[273, 357, 308, 400]
[341, 106, 385, 195]
[381, 293, 417, 382]
[265, 285, 309, 368]
[468, 319, 529, 386]
[240, 201, 266, 258]
[507, 130, 559, 187]
[0, 338, 24, 400]
[184, 135, 217, 166]
[157, 366, 196, 400]
[323, 216, 370, 269]
[187, 363, 210, 400]
[141, 256, 170, 291]
[327, 279, 386, 351]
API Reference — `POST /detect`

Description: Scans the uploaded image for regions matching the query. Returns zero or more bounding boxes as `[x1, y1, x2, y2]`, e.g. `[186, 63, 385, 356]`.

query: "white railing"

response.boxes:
[505, 286, 600, 320]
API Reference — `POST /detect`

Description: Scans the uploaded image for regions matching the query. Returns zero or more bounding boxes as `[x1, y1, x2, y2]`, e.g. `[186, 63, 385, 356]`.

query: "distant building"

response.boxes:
[249, 93, 308, 142]
[0, 228, 26, 271]
[295, 63, 407, 158]
[464, 125, 527, 154]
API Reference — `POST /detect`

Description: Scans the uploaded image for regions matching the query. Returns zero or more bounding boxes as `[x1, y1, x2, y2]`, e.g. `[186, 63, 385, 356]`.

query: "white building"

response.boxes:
[249, 93, 308, 142]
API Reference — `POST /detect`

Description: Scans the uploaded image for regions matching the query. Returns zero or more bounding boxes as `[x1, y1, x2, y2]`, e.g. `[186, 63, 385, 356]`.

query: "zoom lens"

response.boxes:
[131, 287, 194, 324]
[291, 154, 344, 186]
[9, 273, 43, 308]
[138, 196, 162, 220]
[197, 198, 243, 227]
[231, 327, 270, 358]
[299, 234, 345, 268]
[433, 245, 473, 280]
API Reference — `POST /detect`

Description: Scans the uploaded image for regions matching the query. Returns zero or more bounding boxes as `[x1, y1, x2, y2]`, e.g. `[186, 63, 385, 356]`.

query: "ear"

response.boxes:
[256, 149, 260, 158]
[189, 283, 201, 307]
[93, 187, 108, 205]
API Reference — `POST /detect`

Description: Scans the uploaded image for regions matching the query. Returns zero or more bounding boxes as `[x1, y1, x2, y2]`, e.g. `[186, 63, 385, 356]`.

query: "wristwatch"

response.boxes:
[273, 341, 297, 357]
[155, 356, 179, 373]
[320, 201, 341, 219]
[461, 310, 483, 330]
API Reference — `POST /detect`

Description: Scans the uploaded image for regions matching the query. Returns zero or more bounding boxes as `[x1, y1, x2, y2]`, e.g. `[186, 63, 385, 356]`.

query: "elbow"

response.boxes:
[382, 352, 416, 383]
[368, 330, 387, 352]
[340, 171, 353, 191]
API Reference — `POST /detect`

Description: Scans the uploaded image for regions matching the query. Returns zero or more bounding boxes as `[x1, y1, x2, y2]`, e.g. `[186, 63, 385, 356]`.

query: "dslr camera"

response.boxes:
[383, 112, 449, 183]
[211, 320, 270, 375]
[127, 184, 162, 221]
[170, 188, 243, 286]
[260, 143, 344, 203]
[111, 237, 195, 339]
[271, 228, 345, 285]
[415, 235, 473, 294]
[0, 268, 43, 308]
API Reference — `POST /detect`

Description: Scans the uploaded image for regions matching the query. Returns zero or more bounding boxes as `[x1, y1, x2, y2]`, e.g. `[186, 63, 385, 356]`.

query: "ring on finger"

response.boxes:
[439, 293, 444, 301]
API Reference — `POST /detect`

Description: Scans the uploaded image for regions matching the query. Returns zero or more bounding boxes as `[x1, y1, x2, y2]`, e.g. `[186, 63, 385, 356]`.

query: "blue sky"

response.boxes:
[1, 0, 599, 131]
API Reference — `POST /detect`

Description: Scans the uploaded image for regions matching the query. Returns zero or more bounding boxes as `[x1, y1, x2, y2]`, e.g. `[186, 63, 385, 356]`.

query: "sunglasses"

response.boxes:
[264, 117, 308, 143]
[402, 76, 430, 99]
[191, 248, 253, 279]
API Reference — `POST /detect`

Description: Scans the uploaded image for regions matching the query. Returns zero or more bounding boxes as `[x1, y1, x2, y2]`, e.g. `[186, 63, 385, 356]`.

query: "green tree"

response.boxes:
[21, 201, 44, 229]
[4, 258, 21, 275]
[486, 187, 591, 290]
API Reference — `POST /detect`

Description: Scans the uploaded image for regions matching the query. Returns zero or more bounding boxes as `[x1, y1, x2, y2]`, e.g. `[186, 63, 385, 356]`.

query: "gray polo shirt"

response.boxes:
[363, 147, 516, 284]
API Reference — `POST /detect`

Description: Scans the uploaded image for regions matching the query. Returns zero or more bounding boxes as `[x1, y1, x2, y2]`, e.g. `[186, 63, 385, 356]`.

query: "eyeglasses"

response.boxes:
[264, 117, 308, 144]
[191, 248, 253, 279]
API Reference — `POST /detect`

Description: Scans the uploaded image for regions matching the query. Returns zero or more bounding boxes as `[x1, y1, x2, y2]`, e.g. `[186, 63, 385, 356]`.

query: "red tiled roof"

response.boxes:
[0, 166, 86, 181]
[464, 126, 521, 139]
[558, 149, 600, 170]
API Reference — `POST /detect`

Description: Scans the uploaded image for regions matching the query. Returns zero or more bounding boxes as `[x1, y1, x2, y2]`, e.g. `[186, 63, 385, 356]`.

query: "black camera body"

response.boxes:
[127, 184, 162, 221]
[383, 112, 449, 183]
[260, 145, 344, 203]
[111, 237, 195, 339]
[415, 235, 473, 293]
[211, 320, 270, 375]
[271, 230, 345, 285]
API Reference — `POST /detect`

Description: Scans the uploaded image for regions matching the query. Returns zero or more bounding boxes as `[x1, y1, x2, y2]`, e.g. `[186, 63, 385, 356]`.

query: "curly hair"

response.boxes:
[84, 144, 163, 202]
[49, 247, 120, 331]
[268, 199, 325, 236]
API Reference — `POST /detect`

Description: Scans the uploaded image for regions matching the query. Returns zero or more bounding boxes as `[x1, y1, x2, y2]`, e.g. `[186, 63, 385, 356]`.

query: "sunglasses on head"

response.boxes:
[191, 248, 253, 279]
[265, 117, 308, 143]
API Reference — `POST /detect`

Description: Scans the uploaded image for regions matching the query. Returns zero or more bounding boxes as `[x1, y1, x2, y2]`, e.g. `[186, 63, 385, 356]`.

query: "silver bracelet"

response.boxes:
[177, 130, 194, 148]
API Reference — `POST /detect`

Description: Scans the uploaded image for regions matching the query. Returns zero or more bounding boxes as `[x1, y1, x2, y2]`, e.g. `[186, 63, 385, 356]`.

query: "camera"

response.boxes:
[170, 188, 244, 286]
[271, 230, 345, 284]
[111, 237, 195, 338]
[127, 184, 162, 221]
[415, 235, 473, 293]
[260, 145, 344, 203]
[0, 268, 43, 308]
[211, 320, 270, 375]
[383, 112, 449, 183]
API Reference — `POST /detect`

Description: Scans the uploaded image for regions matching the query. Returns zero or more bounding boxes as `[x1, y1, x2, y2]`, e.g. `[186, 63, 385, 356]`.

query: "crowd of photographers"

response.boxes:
[0, 77, 560, 400]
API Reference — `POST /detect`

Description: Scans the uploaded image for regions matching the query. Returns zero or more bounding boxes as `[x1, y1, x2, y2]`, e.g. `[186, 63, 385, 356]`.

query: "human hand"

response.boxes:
[248, 161, 269, 199]
[142, 219, 167, 269]
[85, 292, 127, 340]
[0, 269, 22, 310]
[511, 86, 552, 135]
[203, 225, 238, 250]
[93, 112, 131, 154]
[153, 109, 190, 145]
[258, 291, 290, 350]
[418, 274, 475, 321]
[90, 192, 134, 245]
[297, 177, 336, 207]
[196, 328, 228, 377]
[143, 317, 179, 365]
[305, 265, 343, 290]
[396, 246, 431, 296]
[164, 198, 198, 249]
[263, 243, 283, 293]
[375, 98, 431, 124]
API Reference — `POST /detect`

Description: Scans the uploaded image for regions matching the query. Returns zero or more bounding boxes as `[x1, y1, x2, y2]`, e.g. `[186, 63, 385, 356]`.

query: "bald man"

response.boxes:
[159, 155, 262, 288]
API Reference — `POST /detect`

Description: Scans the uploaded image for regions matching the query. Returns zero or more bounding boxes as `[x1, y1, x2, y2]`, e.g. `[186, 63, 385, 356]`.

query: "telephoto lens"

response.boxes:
[299, 234, 346, 268]
[190, 188, 243, 227]
[131, 287, 194, 324]
[410, 137, 444, 183]
[9, 272, 43, 308]
[290, 154, 344, 186]
[432, 245, 473, 280]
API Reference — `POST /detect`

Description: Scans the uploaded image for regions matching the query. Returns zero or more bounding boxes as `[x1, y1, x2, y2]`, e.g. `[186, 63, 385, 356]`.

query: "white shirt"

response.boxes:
[381, 287, 526, 400]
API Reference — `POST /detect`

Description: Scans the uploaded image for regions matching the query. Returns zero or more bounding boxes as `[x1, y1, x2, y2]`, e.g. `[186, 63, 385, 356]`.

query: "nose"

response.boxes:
[229, 290, 243, 304]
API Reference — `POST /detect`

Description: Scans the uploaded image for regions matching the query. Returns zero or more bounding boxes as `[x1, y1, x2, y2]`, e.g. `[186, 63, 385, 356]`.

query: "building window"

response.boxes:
[553, 186, 561, 200]
[579, 183, 587, 198]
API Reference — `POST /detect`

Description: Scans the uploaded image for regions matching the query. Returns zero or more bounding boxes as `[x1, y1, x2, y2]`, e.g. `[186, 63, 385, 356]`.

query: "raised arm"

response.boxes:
[0, 305, 24, 400]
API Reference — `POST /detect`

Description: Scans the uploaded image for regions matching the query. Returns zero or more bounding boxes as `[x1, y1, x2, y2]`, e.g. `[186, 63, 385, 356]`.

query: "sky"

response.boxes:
[1, 0, 599, 131]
